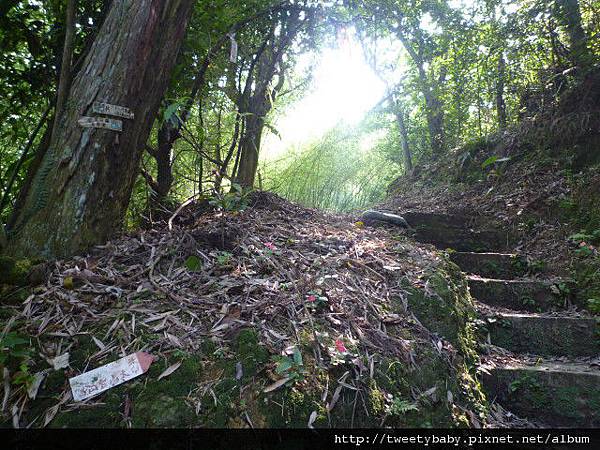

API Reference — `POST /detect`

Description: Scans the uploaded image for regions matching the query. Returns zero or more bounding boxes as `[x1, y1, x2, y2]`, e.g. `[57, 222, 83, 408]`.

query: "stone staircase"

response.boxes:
[404, 212, 600, 427]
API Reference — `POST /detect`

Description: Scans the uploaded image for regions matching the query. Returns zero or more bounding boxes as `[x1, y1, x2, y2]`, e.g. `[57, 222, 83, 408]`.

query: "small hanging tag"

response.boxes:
[228, 33, 238, 63]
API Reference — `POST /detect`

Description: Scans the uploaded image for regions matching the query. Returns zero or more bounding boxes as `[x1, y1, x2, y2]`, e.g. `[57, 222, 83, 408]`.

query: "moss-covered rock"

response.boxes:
[405, 261, 476, 351]
[0, 256, 32, 286]
[402, 260, 486, 422]
[198, 329, 270, 427]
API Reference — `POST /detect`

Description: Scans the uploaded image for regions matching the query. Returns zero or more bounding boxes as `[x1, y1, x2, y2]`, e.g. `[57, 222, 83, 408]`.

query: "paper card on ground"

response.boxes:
[69, 352, 153, 401]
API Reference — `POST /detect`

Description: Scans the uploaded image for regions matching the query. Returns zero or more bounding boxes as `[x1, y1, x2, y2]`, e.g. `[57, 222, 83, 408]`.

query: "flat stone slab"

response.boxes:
[401, 212, 471, 229]
[468, 277, 568, 312]
[400, 213, 510, 252]
[481, 360, 600, 427]
[487, 313, 599, 357]
[451, 252, 526, 279]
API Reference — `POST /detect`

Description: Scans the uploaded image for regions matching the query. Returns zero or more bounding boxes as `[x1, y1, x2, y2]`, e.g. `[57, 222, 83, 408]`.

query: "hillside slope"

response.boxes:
[383, 69, 600, 310]
[1, 193, 490, 428]
[375, 77, 600, 426]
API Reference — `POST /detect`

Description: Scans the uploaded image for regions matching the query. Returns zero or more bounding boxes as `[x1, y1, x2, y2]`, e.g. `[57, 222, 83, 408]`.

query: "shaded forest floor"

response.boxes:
[1, 192, 512, 428]
[2, 148, 599, 428]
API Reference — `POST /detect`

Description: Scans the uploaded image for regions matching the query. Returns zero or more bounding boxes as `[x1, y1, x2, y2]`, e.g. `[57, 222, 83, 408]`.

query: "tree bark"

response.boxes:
[144, 123, 176, 212]
[496, 52, 507, 131]
[7, 0, 194, 258]
[235, 109, 266, 188]
[555, 0, 591, 70]
[393, 101, 412, 174]
[52, 0, 76, 139]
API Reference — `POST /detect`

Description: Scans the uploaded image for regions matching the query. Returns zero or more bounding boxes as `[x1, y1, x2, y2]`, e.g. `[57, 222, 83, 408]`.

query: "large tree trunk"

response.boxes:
[6, 0, 194, 258]
[235, 111, 265, 188]
[555, 0, 591, 70]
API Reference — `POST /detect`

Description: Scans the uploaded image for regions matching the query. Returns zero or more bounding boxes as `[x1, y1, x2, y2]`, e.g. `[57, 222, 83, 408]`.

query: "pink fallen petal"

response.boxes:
[335, 339, 347, 353]
[307, 295, 316, 302]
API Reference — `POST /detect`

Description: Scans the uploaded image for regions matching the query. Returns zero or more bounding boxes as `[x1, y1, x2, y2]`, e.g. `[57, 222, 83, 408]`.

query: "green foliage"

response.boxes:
[215, 251, 233, 267]
[183, 255, 202, 272]
[551, 282, 572, 298]
[12, 362, 34, 387]
[569, 230, 600, 246]
[209, 184, 251, 213]
[569, 230, 600, 257]
[161, 98, 189, 126]
[527, 259, 546, 273]
[0, 331, 33, 387]
[305, 291, 328, 311]
[263, 120, 400, 211]
[386, 397, 419, 417]
[481, 155, 511, 169]
[0, 256, 32, 285]
[587, 297, 600, 314]
[521, 296, 536, 307]
[273, 346, 306, 385]
[0, 332, 29, 366]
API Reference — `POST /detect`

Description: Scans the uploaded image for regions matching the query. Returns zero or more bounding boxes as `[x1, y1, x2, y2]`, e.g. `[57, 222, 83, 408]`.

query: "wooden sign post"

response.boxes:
[92, 102, 134, 119]
[78, 116, 123, 132]
[78, 102, 133, 132]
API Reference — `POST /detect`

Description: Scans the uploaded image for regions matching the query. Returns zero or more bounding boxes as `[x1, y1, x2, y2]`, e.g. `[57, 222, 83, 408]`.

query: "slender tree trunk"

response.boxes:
[52, 0, 76, 139]
[154, 125, 175, 205]
[413, 59, 444, 155]
[7, 0, 194, 258]
[393, 104, 412, 174]
[423, 88, 445, 155]
[496, 53, 507, 131]
[142, 123, 175, 214]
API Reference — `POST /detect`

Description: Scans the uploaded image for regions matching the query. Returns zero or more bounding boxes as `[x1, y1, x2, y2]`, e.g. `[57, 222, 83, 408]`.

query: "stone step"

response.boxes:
[401, 212, 510, 252]
[451, 252, 527, 279]
[485, 313, 599, 357]
[402, 212, 471, 229]
[468, 277, 568, 312]
[481, 360, 600, 427]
